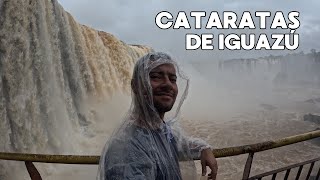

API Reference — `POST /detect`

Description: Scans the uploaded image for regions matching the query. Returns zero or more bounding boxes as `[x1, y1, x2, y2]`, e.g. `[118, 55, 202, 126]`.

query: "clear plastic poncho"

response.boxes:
[97, 52, 211, 180]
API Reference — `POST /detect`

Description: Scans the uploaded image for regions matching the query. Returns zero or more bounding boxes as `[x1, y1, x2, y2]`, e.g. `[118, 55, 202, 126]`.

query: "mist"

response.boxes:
[1, 0, 320, 179]
[58, 0, 320, 61]
[56, 0, 320, 178]
[11, 51, 320, 179]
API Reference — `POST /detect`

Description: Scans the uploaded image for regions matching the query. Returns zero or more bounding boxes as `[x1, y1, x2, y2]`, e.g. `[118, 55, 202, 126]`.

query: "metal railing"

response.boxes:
[246, 157, 320, 180]
[0, 130, 320, 179]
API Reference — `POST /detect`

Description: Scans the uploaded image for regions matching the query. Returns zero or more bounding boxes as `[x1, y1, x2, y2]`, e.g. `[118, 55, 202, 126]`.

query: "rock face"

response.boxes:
[304, 114, 320, 125]
[0, 0, 151, 178]
[305, 98, 320, 104]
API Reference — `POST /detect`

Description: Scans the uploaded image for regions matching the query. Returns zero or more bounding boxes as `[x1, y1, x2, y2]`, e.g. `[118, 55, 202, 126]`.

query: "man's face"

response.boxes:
[149, 63, 178, 113]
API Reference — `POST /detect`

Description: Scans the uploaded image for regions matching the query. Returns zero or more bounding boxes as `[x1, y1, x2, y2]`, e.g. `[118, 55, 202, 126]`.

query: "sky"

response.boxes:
[58, 0, 320, 62]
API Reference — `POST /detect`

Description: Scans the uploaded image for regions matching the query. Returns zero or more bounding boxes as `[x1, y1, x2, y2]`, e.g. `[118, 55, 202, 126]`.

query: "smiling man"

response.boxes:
[97, 52, 218, 180]
[149, 63, 178, 118]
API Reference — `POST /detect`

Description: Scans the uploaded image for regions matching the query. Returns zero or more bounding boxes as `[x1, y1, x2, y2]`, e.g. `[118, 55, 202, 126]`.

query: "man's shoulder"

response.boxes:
[104, 125, 156, 165]
[108, 125, 153, 151]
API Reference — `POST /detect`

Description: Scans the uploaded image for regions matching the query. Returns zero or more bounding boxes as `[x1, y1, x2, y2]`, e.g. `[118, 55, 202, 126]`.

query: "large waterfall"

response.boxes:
[0, 0, 151, 179]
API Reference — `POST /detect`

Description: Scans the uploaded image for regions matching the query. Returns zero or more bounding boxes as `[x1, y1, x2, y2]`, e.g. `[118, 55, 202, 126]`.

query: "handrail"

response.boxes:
[0, 153, 99, 164]
[0, 130, 319, 164]
[208, 129, 320, 159]
[247, 157, 320, 179]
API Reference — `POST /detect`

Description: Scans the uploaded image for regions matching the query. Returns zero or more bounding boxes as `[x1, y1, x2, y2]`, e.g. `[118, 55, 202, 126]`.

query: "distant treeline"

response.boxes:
[220, 49, 320, 67]
[260, 49, 320, 63]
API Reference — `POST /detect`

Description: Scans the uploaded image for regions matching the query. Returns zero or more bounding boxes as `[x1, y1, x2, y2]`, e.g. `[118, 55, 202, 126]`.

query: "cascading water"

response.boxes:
[1, 0, 320, 179]
[0, 0, 150, 179]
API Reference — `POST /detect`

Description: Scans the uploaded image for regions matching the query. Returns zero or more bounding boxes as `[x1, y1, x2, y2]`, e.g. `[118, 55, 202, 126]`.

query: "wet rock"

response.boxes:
[304, 114, 320, 125]
[305, 97, 320, 104]
[260, 104, 277, 111]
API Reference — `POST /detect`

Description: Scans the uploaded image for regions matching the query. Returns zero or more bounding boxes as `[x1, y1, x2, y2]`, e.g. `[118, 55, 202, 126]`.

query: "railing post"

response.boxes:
[242, 152, 254, 180]
[306, 162, 315, 180]
[25, 161, 42, 180]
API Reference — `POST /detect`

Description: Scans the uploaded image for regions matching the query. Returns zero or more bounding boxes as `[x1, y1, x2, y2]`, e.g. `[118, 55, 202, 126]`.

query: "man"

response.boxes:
[97, 52, 218, 180]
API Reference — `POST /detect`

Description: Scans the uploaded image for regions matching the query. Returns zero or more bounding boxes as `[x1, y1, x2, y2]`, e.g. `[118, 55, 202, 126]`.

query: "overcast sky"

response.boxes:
[58, 0, 320, 62]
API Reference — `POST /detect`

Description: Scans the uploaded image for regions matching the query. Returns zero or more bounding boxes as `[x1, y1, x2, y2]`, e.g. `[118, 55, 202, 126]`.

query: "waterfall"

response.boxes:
[0, 0, 151, 178]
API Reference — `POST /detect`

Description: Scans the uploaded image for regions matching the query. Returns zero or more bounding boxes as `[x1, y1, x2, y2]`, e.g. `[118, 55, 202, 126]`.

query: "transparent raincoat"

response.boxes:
[97, 52, 211, 180]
